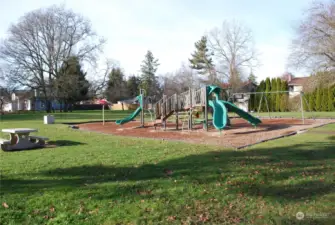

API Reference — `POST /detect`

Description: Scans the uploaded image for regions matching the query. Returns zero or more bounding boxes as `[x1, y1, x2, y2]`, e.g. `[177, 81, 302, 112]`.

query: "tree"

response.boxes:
[88, 59, 119, 99]
[256, 80, 266, 112]
[248, 71, 257, 84]
[328, 85, 335, 111]
[55, 56, 90, 111]
[308, 91, 315, 111]
[270, 78, 276, 111]
[0, 4, 105, 112]
[315, 86, 322, 111]
[207, 20, 259, 92]
[322, 88, 329, 111]
[280, 80, 289, 112]
[189, 36, 215, 83]
[265, 77, 271, 111]
[139, 50, 161, 100]
[288, 1, 335, 71]
[105, 68, 127, 103]
[126, 75, 141, 98]
[275, 78, 281, 111]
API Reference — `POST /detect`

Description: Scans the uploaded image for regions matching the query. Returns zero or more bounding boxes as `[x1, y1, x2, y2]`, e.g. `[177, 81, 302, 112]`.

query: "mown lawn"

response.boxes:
[0, 112, 334, 224]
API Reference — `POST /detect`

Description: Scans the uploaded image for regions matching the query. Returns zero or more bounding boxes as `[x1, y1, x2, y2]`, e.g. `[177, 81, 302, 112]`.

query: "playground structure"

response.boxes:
[115, 85, 262, 131]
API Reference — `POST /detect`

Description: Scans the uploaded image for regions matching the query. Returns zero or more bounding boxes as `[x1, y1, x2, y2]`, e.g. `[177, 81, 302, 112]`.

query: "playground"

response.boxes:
[78, 85, 334, 148]
[78, 118, 331, 148]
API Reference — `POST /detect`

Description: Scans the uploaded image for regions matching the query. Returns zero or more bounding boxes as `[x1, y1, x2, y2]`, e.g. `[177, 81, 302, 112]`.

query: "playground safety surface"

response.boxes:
[77, 118, 334, 148]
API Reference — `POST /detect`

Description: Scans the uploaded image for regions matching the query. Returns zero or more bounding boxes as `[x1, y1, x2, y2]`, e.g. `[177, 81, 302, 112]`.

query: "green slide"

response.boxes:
[115, 95, 143, 125]
[206, 85, 261, 130]
[222, 101, 261, 126]
[208, 99, 228, 130]
[115, 106, 142, 125]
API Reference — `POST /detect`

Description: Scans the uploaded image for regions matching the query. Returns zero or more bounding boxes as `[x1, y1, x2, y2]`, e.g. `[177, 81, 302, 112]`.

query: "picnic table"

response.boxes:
[0, 128, 49, 151]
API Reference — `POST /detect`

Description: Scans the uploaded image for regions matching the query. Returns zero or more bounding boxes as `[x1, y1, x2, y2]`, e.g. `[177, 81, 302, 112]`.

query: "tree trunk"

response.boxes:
[45, 100, 52, 113]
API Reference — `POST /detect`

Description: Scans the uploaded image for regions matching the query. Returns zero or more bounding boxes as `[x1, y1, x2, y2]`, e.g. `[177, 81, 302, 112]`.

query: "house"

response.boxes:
[0, 88, 12, 113]
[4, 89, 64, 112]
[220, 81, 258, 112]
[282, 74, 309, 98]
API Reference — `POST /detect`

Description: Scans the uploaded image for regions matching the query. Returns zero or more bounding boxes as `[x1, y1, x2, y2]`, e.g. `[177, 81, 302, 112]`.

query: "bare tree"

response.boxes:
[161, 63, 200, 96]
[288, 0, 335, 71]
[207, 20, 259, 92]
[87, 59, 119, 99]
[0, 69, 16, 114]
[0, 4, 106, 112]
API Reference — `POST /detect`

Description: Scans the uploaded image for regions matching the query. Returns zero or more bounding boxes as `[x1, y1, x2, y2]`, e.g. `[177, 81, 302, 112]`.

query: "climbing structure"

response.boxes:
[116, 85, 261, 131]
[153, 85, 261, 131]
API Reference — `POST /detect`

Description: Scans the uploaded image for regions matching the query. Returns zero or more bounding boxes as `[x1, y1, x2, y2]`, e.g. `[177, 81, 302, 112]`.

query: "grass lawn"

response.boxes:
[0, 112, 334, 224]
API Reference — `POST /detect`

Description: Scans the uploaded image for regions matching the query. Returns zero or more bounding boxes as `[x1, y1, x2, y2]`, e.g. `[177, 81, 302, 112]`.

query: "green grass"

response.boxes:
[0, 112, 334, 224]
[0, 110, 134, 123]
[249, 111, 335, 119]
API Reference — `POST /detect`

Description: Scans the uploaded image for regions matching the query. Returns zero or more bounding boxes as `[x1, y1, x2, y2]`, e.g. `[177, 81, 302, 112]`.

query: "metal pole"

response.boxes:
[189, 88, 192, 130]
[102, 104, 105, 126]
[257, 93, 264, 115]
[204, 86, 208, 131]
[264, 94, 271, 119]
[176, 94, 179, 130]
[300, 92, 305, 124]
[140, 89, 144, 127]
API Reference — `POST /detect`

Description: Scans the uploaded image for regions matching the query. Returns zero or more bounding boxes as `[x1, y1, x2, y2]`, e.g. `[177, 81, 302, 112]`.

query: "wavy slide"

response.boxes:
[208, 99, 261, 130]
[222, 101, 261, 126]
[208, 99, 228, 130]
[115, 106, 142, 125]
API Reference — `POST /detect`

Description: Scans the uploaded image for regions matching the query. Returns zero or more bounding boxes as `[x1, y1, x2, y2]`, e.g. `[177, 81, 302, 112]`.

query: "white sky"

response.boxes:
[0, 0, 320, 82]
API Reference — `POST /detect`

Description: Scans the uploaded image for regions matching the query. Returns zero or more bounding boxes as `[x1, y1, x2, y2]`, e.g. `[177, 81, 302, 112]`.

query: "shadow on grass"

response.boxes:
[47, 140, 86, 146]
[328, 136, 335, 140]
[234, 124, 292, 135]
[2, 141, 334, 203]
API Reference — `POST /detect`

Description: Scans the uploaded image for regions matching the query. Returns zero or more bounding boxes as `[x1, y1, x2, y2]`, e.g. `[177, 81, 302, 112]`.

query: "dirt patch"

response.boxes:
[77, 118, 335, 148]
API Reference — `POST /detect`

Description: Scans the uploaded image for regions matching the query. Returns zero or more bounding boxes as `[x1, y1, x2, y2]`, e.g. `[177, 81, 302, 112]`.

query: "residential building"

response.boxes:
[282, 74, 309, 98]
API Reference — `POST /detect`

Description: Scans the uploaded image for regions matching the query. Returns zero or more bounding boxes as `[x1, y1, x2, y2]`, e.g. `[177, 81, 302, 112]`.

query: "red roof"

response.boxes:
[288, 77, 309, 86]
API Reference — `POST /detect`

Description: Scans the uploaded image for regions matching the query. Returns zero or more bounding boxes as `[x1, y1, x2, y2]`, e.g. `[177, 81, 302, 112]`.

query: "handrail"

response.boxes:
[152, 87, 206, 121]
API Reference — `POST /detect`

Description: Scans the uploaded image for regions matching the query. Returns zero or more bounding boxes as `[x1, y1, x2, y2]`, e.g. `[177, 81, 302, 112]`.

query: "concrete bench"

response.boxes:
[0, 138, 11, 151]
[29, 135, 49, 145]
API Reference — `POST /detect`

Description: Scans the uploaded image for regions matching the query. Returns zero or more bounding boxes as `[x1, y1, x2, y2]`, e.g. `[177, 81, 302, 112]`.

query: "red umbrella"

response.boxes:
[98, 99, 109, 105]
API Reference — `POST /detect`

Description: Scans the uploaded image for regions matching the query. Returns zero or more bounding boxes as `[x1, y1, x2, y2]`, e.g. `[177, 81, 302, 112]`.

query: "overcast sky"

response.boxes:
[0, 0, 318, 81]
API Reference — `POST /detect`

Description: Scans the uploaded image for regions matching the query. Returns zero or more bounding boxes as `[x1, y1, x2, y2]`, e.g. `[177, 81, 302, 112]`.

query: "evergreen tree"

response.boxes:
[315, 86, 322, 111]
[321, 88, 328, 111]
[56, 56, 90, 111]
[280, 80, 289, 112]
[248, 71, 257, 84]
[328, 85, 335, 111]
[275, 78, 281, 111]
[189, 36, 215, 82]
[270, 78, 276, 111]
[139, 50, 160, 100]
[105, 68, 127, 103]
[308, 92, 315, 111]
[303, 93, 309, 111]
[256, 80, 266, 112]
[126, 75, 141, 98]
[265, 77, 271, 112]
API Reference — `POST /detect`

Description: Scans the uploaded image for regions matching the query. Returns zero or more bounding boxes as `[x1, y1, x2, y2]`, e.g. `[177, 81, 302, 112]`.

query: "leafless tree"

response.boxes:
[87, 59, 119, 99]
[0, 69, 16, 114]
[161, 63, 200, 96]
[207, 20, 259, 92]
[288, 0, 335, 71]
[0, 4, 106, 112]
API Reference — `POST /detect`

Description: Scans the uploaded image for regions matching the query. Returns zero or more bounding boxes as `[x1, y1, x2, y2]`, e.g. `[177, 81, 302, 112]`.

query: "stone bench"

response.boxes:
[29, 135, 49, 145]
[0, 138, 11, 151]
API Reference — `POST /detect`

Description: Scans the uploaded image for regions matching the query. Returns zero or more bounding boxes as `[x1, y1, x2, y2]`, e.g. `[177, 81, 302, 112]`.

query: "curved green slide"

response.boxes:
[222, 101, 261, 126]
[207, 85, 261, 130]
[115, 95, 143, 125]
[208, 99, 228, 130]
